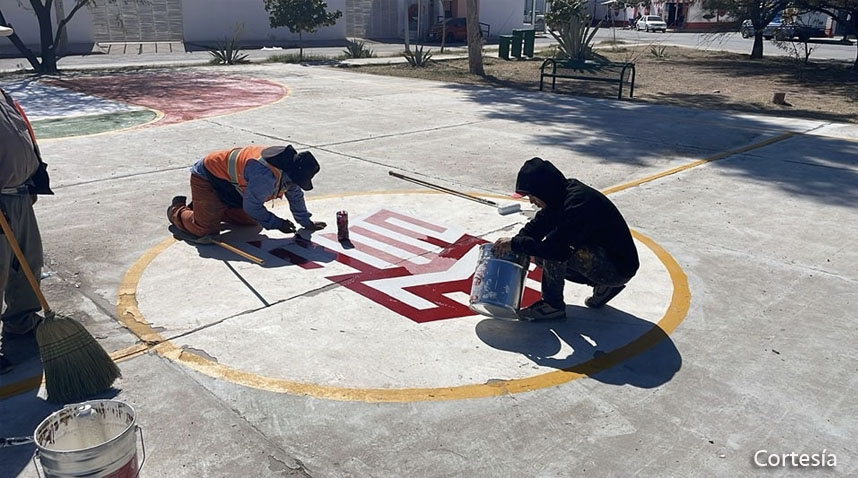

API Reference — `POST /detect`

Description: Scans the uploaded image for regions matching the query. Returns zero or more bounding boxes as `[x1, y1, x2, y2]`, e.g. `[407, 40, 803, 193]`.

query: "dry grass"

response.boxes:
[349, 45, 858, 123]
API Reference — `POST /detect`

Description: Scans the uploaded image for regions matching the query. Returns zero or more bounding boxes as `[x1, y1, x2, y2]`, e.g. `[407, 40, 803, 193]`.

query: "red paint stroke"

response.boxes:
[46, 73, 286, 125]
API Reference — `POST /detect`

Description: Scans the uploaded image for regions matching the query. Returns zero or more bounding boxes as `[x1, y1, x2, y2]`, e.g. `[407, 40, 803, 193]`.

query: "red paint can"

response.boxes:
[336, 211, 349, 242]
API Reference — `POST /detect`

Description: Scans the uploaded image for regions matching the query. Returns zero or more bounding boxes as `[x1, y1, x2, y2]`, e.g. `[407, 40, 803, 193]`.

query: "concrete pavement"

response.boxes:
[0, 58, 856, 477]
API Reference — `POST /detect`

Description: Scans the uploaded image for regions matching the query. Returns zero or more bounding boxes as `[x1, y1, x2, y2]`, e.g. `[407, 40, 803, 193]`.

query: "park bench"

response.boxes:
[539, 59, 636, 100]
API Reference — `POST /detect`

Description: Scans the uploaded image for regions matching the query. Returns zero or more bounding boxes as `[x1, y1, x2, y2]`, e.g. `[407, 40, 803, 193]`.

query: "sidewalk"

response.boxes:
[0, 38, 559, 74]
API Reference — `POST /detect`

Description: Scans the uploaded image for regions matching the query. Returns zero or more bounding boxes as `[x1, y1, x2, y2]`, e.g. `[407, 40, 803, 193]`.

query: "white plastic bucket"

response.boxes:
[34, 400, 145, 478]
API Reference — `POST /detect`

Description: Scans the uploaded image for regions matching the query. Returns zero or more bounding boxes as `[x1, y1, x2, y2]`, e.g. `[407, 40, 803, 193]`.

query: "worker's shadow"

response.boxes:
[181, 225, 342, 268]
[475, 305, 682, 388]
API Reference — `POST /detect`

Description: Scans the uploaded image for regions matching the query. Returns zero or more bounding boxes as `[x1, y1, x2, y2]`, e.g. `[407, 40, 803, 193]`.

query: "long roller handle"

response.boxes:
[388, 171, 499, 207]
[213, 240, 265, 265]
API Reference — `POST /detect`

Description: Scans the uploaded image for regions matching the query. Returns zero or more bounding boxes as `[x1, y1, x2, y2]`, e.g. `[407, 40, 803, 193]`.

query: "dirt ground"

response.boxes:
[350, 45, 858, 123]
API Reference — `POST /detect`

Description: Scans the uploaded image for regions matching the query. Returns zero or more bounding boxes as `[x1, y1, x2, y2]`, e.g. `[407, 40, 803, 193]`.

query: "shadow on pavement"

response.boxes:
[475, 305, 681, 388]
[0, 385, 121, 478]
[442, 82, 858, 208]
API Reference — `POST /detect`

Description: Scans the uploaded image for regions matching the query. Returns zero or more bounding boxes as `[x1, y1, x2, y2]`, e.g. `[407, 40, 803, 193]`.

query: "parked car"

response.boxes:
[740, 19, 783, 40]
[636, 15, 667, 32]
[428, 17, 468, 43]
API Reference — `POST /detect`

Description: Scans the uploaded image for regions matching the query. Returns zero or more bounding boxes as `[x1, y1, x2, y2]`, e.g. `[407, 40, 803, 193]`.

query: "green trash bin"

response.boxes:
[523, 29, 536, 57]
[498, 35, 512, 60]
[511, 29, 524, 58]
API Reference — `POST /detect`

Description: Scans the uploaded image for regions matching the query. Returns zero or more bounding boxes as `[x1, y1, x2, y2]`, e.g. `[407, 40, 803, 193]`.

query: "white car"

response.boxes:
[637, 15, 667, 33]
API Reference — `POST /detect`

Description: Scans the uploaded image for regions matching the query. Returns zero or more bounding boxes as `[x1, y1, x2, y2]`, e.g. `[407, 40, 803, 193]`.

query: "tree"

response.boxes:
[264, 0, 342, 61]
[465, 0, 484, 75]
[702, 0, 791, 58]
[545, 0, 601, 60]
[0, 0, 117, 74]
[797, 0, 858, 69]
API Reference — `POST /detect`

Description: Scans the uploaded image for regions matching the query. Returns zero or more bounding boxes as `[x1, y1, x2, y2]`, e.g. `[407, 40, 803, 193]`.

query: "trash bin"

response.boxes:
[523, 29, 536, 57]
[498, 35, 512, 60]
[511, 29, 524, 58]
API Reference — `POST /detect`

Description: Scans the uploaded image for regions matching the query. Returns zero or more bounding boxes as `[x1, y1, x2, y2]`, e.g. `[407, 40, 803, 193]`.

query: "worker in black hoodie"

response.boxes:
[494, 158, 639, 321]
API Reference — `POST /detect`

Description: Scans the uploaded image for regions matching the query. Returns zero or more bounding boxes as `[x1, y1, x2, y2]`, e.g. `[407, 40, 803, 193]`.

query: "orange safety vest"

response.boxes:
[203, 146, 284, 199]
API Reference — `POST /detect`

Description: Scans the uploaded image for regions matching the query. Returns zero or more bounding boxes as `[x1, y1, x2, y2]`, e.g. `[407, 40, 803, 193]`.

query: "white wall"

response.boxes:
[181, 0, 347, 44]
[1, 0, 94, 52]
[479, 0, 526, 37]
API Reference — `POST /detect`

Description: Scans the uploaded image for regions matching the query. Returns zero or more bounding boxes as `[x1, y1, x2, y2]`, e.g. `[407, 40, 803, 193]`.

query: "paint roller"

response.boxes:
[388, 171, 522, 215]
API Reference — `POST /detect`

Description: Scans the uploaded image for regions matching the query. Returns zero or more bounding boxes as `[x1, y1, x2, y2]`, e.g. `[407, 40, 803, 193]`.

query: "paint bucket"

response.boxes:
[33, 400, 145, 478]
[469, 244, 530, 320]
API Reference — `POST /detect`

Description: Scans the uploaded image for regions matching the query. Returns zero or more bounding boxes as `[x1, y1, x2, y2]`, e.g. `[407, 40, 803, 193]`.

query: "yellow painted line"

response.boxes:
[601, 132, 796, 195]
[109, 190, 689, 402]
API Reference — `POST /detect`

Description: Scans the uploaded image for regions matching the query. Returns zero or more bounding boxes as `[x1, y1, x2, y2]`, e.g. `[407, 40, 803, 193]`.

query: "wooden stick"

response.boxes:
[0, 209, 52, 314]
[213, 240, 265, 265]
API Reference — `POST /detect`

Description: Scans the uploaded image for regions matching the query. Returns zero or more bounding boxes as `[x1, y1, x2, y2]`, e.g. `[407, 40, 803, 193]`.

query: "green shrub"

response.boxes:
[649, 45, 669, 60]
[403, 45, 433, 67]
[343, 39, 375, 58]
[208, 25, 250, 65]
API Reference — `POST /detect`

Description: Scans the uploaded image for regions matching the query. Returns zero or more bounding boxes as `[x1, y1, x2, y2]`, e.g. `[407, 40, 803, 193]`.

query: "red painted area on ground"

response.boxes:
[47, 73, 286, 125]
[249, 209, 543, 323]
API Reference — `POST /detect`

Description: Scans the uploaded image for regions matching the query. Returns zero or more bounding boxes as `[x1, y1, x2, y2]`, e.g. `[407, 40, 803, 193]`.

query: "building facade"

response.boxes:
[2, 0, 539, 56]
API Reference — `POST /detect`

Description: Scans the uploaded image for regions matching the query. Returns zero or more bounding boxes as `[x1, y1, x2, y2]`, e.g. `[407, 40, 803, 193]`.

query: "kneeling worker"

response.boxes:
[494, 158, 639, 321]
[168, 145, 326, 240]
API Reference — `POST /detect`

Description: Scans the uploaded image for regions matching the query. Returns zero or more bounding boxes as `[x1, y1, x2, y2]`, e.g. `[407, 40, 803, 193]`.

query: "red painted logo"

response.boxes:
[250, 209, 541, 323]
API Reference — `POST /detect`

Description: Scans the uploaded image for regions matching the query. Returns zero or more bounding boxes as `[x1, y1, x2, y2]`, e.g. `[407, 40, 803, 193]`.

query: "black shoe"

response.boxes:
[518, 300, 566, 321]
[585, 285, 626, 308]
[168, 224, 215, 245]
[0, 355, 12, 375]
[167, 196, 187, 222]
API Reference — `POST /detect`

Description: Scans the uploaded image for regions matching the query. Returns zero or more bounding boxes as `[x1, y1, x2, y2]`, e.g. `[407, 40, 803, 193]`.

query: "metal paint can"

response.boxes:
[336, 210, 349, 242]
[469, 244, 530, 320]
[34, 400, 145, 478]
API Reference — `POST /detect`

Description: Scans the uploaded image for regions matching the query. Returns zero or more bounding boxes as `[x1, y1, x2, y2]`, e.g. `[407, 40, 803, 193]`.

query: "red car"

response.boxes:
[428, 17, 468, 43]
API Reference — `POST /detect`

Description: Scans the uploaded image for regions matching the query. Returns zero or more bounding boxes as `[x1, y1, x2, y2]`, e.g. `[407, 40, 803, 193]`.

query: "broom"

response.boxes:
[0, 209, 120, 403]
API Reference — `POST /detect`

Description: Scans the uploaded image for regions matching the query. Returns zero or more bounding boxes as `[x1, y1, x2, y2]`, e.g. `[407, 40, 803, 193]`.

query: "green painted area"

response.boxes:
[32, 110, 158, 139]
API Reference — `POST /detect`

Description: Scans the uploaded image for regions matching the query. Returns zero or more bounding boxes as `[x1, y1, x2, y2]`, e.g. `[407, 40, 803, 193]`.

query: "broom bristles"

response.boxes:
[36, 313, 121, 403]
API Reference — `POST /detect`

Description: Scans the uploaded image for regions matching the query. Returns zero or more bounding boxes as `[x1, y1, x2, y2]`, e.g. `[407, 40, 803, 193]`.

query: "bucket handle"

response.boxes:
[31, 425, 147, 478]
[134, 425, 147, 478]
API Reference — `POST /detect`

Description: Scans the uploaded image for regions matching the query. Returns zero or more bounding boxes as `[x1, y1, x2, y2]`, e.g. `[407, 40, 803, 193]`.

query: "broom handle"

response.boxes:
[0, 207, 52, 314]
[388, 171, 499, 207]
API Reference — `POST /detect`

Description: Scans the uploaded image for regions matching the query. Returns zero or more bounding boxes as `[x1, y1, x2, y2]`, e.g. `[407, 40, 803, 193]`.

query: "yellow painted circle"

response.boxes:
[117, 191, 690, 402]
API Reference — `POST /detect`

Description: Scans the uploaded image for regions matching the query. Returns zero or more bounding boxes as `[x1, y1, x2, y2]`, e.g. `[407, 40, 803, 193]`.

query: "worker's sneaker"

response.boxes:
[167, 195, 187, 222]
[585, 285, 626, 308]
[518, 300, 566, 321]
[168, 225, 215, 245]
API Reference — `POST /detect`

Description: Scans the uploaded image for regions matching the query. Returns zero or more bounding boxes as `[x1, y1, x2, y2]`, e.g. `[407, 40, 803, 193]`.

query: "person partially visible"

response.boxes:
[494, 158, 639, 321]
[168, 145, 326, 242]
[0, 83, 53, 373]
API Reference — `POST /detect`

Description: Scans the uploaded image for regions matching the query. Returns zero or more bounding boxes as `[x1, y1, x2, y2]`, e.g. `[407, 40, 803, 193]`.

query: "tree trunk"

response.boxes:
[441, 17, 446, 53]
[751, 31, 764, 59]
[465, 0, 483, 76]
[852, 16, 858, 70]
[34, 1, 58, 73]
[299, 31, 303, 61]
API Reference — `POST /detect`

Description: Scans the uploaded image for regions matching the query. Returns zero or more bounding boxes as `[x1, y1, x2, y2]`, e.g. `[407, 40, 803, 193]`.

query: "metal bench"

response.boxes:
[539, 59, 636, 100]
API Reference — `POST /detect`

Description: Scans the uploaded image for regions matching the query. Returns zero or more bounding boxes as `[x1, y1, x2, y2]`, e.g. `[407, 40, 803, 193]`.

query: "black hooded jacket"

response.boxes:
[510, 158, 639, 278]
